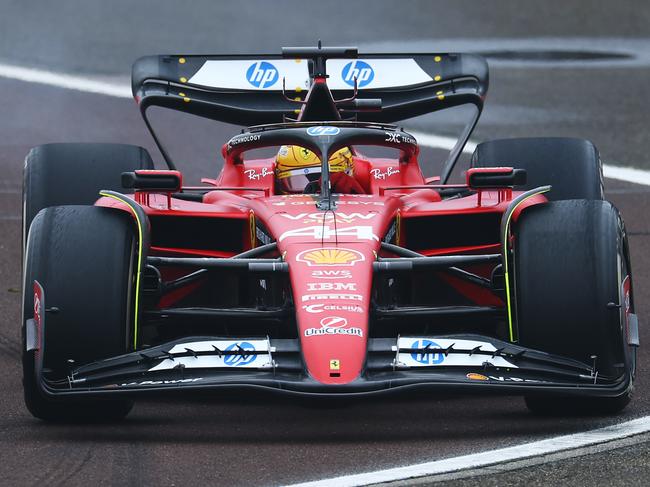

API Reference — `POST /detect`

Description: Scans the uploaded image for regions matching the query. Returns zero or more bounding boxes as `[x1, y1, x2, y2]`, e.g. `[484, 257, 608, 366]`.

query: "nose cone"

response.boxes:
[286, 243, 374, 384]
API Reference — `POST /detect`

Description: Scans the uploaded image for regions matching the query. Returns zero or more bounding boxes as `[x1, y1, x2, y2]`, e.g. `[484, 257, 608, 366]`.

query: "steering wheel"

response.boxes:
[302, 180, 320, 194]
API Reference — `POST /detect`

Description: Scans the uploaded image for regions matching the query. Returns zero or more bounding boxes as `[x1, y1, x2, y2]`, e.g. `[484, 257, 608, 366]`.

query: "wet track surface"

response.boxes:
[1, 1, 650, 485]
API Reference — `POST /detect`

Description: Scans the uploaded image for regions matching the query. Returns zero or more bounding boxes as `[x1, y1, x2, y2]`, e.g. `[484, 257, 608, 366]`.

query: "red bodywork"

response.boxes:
[97, 148, 545, 385]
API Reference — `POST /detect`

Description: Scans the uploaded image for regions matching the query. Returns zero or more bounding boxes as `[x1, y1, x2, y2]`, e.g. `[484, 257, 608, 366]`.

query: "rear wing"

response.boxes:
[133, 46, 488, 181]
[132, 52, 488, 125]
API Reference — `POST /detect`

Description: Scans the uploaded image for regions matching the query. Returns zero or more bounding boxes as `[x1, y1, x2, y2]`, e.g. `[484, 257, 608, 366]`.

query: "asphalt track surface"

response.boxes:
[1, 1, 650, 485]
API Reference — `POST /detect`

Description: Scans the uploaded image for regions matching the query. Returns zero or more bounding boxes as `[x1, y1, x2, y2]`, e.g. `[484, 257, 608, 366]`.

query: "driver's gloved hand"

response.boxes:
[330, 172, 365, 194]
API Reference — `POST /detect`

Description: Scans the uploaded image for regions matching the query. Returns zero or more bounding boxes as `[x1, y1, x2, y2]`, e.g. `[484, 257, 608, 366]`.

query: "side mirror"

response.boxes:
[466, 167, 527, 189]
[122, 170, 182, 192]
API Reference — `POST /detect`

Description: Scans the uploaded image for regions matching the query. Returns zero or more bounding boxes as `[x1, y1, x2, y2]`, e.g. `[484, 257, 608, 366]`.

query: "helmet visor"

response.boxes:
[276, 167, 321, 193]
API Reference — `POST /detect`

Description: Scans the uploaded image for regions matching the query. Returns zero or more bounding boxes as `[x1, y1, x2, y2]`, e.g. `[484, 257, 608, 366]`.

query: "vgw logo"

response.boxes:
[224, 342, 257, 366]
[306, 126, 341, 136]
[341, 60, 374, 87]
[410, 339, 444, 365]
[246, 61, 278, 89]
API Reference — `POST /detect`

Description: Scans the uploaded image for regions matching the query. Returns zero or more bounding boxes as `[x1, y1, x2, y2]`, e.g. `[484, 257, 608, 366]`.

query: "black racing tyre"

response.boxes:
[471, 137, 603, 200]
[22, 205, 137, 422]
[23, 143, 153, 244]
[513, 200, 635, 415]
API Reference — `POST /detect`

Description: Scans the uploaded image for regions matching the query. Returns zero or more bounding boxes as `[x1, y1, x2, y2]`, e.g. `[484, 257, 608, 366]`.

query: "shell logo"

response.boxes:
[296, 247, 365, 267]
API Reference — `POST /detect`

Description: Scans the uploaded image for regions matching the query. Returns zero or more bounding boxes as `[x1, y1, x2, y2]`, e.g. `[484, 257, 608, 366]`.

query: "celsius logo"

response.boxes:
[342, 60, 374, 87]
[306, 126, 340, 136]
[410, 339, 444, 365]
[224, 342, 257, 366]
[246, 61, 278, 88]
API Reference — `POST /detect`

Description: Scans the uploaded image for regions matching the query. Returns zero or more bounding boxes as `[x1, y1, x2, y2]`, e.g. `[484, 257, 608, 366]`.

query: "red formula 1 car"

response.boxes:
[22, 45, 638, 421]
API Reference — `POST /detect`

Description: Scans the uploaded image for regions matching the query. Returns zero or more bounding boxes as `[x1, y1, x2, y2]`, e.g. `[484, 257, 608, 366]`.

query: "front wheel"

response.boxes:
[513, 200, 636, 415]
[23, 205, 137, 421]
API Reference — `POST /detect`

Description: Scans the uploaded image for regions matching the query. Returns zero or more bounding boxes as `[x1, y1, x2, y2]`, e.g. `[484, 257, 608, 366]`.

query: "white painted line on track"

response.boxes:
[410, 130, 650, 187]
[287, 415, 650, 487]
[408, 131, 478, 155]
[602, 164, 650, 187]
[0, 61, 649, 187]
[0, 62, 131, 98]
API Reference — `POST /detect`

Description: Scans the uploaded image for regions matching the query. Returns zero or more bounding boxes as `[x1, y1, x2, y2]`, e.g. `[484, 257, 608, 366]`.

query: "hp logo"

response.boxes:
[246, 61, 279, 89]
[224, 342, 257, 366]
[410, 339, 444, 365]
[342, 60, 374, 88]
[306, 126, 341, 136]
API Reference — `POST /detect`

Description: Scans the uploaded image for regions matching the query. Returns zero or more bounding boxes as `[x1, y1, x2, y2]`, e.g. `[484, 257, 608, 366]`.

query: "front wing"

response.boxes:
[27, 316, 630, 399]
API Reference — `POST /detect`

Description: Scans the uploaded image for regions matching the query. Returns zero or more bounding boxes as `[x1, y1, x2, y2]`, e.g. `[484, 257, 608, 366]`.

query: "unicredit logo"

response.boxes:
[320, 316, 348, 328]
[246, 61, 279, 88]
[304, 316, 363, 337]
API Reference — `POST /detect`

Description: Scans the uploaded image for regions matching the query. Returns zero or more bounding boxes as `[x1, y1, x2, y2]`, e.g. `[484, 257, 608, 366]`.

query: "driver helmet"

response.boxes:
[275, 145, 353, 193]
